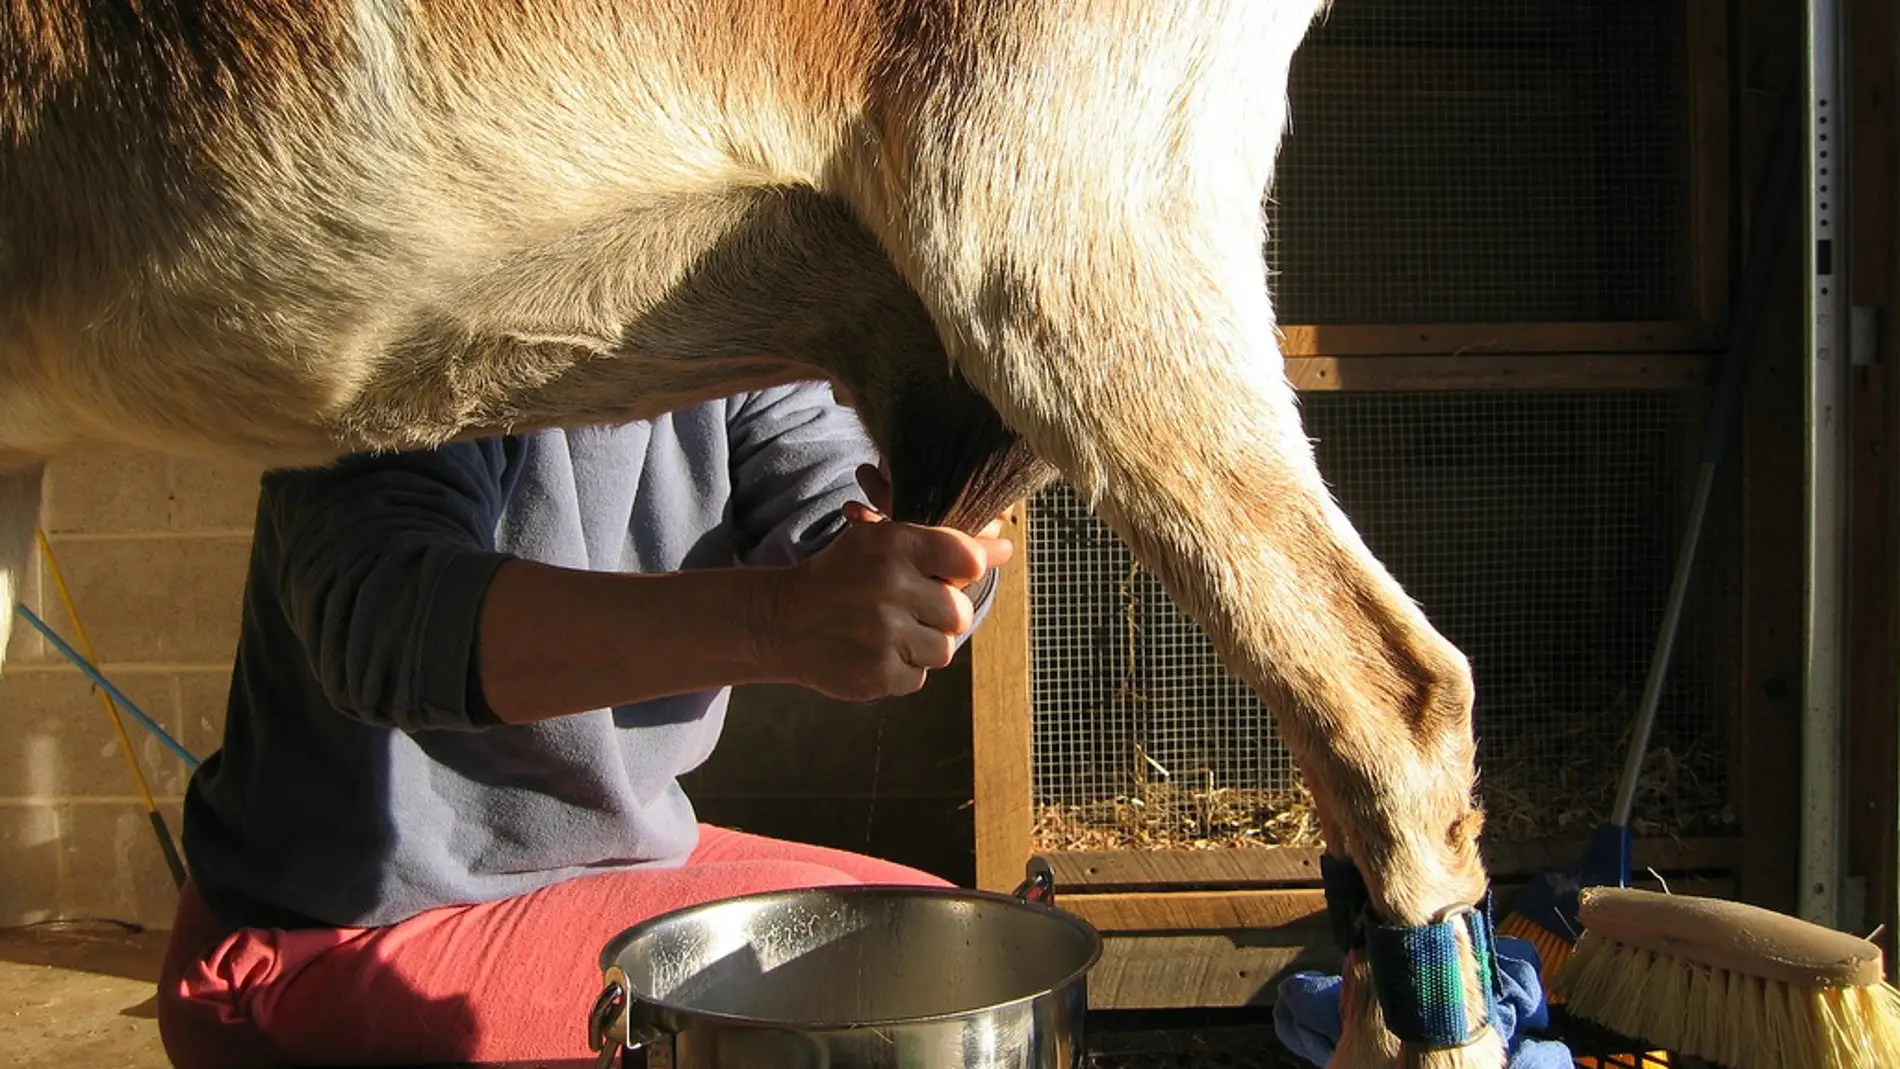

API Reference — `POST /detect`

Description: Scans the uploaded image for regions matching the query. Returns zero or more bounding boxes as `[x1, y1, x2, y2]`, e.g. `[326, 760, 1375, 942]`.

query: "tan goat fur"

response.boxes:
[0, 2, 1500, 1065]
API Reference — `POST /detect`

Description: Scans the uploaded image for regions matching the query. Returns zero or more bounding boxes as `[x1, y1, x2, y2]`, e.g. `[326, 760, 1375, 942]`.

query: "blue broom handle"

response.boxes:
[13, 603, 203, 771]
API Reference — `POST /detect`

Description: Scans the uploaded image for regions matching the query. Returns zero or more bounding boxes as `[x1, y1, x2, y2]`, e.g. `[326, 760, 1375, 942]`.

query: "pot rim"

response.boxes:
[593, 881, 1104, 1033]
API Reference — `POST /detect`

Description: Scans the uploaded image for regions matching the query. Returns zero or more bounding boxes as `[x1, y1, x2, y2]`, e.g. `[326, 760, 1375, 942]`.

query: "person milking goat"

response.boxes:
[155, 382, 1017, 1067]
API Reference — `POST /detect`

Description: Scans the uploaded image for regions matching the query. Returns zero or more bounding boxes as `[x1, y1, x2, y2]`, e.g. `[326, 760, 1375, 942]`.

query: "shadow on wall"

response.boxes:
[685, 650, 980, 888]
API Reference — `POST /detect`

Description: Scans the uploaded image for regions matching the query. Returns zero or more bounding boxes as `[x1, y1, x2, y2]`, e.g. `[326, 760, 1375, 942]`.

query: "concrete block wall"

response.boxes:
[1, 452, 263, 930]
[1, 451, 978, 931]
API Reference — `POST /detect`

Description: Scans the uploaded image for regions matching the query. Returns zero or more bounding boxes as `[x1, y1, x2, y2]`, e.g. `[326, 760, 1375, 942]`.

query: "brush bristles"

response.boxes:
[1556, 930, 1900, 1068]
[1496, 913, 1576, 1003]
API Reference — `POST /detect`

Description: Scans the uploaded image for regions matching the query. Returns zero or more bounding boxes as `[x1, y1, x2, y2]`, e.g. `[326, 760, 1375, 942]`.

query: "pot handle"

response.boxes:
[1013, 856, 1057, 906]
[588, 966, 666, 1069]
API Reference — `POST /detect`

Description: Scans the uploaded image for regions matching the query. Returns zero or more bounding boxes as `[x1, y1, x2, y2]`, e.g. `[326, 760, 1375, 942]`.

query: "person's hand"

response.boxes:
[752, 464, 1014, 701]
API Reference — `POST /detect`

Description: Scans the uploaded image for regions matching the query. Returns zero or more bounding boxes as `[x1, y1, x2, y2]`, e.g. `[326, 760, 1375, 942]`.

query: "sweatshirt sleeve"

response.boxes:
[257, 438, 520, 733]
[723, 381, 879, 569]
[723, 382, 1000, 646]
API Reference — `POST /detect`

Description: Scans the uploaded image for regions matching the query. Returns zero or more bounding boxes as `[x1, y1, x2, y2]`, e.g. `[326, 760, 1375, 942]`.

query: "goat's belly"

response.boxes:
[0, 332, 373, 469]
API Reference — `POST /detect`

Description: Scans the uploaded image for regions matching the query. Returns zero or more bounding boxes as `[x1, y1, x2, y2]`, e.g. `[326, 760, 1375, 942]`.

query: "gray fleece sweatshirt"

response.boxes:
[181, 382, 992, 930]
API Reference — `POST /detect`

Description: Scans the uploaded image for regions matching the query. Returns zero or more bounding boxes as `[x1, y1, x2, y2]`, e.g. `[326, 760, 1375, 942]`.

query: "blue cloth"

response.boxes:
[1273, 936, 1572, 1067]
[181, 382, 996, 931]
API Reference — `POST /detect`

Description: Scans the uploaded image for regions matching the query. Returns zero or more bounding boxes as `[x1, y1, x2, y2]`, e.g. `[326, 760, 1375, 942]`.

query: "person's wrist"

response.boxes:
[742, 564, 800, 686]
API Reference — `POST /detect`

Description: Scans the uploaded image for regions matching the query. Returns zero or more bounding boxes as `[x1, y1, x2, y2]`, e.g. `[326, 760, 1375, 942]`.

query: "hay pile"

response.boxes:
[1031, 554, 1735, 851]
[1473, 715, 1734, 841]
[1034, 775, 1324, 851]
[1030, 720, 1733, 853]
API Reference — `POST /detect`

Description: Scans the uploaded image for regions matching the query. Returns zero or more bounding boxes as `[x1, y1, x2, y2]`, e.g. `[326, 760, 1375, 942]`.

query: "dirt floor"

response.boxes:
[0, 920, 172, 1069]
[0, 919, 1677, 1069]
[0, 919, 1311, 1069]
[0, 923, 1306, 1069]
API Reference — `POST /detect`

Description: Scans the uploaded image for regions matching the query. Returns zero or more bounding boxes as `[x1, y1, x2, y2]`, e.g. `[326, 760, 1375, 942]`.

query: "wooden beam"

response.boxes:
[1042, 837, 1744, 891]
[970, 502, 1034, 894]
[1847, 363, 1894, 945]
[1047, 848, 1319, 889]
[1086, 927, 1332, 1010]
[1060, 890, 1326, 933]
[1847, 0, 1897, 310]
[1277, 321, 1717, 358]
[1735, 0, 1807, 917]
[1284, 353, 1712, 392]
[1059, 873, 1742, 935]
[1687, 0, 1735, 339]
[1846, 0, 1900, 973]
[1079, 877, 1734, 1009]
[1482, 836, 1744, 878]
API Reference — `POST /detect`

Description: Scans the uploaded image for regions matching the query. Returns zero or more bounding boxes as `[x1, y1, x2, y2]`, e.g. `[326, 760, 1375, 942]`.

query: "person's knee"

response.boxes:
[731, 859, 863, 891]
[155, 937, 279, 1069]
[683, 826, 956, 889]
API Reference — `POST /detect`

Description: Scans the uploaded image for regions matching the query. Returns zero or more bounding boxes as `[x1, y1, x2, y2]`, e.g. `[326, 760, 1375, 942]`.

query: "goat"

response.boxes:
[0, 2, 1499, 1065]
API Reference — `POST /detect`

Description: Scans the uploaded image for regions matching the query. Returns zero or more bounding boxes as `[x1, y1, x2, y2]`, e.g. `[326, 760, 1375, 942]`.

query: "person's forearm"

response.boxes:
[474, 558, 788, 724]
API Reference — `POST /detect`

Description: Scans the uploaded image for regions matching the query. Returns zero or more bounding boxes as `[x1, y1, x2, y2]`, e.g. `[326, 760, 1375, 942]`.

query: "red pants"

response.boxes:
[156, 825, 952, 1067]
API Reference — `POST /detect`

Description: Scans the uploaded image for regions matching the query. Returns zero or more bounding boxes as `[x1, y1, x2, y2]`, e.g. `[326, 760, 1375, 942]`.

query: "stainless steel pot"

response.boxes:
[586, 859, 1101, 1069]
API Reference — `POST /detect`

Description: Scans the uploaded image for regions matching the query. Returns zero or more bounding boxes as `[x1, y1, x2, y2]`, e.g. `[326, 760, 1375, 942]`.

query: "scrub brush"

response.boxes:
[1552, 886, 1900, 1069]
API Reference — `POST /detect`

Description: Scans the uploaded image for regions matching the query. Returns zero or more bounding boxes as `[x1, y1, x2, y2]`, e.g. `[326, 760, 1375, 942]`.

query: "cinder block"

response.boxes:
[36, 536, 253, 664]
[59, 801, 184, 929]
[0, 668, 184, 799]
[0, 802, 64, 926]
[41, 451, 265, 536]
[167, 457, 264, 532]
[42, 453, 172, 535]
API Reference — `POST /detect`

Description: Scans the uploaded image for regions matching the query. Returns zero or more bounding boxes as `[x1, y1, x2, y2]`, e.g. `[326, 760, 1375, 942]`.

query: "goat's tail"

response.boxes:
[0, 463, 46, 679]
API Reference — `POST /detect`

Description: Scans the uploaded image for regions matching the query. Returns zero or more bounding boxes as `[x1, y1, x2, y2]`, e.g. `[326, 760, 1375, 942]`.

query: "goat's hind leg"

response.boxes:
[877, 200, 1505, 1066]
[1005, 294, 1500, 1069]
[848, 7, 1504, 1054]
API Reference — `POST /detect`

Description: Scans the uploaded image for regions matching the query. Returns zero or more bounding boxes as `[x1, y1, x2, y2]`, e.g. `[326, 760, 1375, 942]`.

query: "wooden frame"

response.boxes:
[1732, 0, 1813, 927]
[1282, 352, 1713, 392]
[1842, 0, 1900, 975]
[972, 500, 1035, 895]
[971, 356, 1726, 903]
[1268, 0, 1732, 361]
[970, 362, 1761, 1009]
[973, 356, 1736, 892]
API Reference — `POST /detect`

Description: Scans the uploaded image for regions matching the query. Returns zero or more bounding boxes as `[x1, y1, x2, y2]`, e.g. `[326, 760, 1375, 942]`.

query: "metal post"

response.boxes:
[1801, 0, 1849, 930]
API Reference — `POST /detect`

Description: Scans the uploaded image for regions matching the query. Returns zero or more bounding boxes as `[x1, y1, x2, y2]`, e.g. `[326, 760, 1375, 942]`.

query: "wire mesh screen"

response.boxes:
[1264, 0, 1690, 325]
[1028, 391, 1740, 851]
